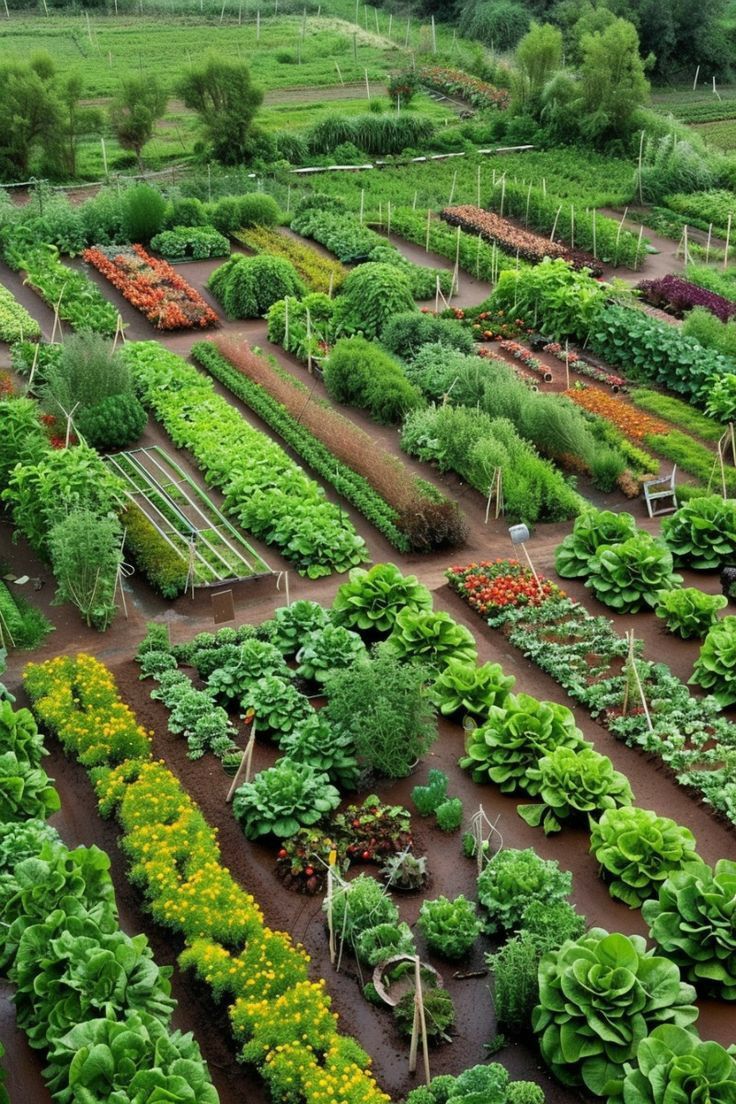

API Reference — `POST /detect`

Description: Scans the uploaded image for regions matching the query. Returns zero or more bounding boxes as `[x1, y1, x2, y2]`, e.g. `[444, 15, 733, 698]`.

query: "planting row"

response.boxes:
[4, 244, 118, 336]
[0, 282, 41, 343]
[123, 341, 368, 577]
[441, 204, 602, 272]
[234, 226, 347, 295]
[0, 694, 218, 1103]
[23, 652, 392, 1104]
[418, 65, 510, 110]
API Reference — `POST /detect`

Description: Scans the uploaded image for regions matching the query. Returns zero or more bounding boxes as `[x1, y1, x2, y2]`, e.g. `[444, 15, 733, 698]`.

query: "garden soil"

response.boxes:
[2, 236, 736, 1104]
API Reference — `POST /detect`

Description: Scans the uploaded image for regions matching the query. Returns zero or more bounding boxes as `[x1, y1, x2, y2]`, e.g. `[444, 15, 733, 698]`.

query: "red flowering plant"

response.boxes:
[83, 244, 218, 331]
[418, 66, 510, 110]
[446, 559, 564, 618]
[498, 339, 552, 381]
[543, 343, 626, 391]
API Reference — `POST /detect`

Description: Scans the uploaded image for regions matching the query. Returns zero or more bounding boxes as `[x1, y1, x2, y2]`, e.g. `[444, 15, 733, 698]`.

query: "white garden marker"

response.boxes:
[706, 223, 713, 263]
[425, 208, 431, 253]
[327, 848, 337, 964]
[364, 68, 371, 100]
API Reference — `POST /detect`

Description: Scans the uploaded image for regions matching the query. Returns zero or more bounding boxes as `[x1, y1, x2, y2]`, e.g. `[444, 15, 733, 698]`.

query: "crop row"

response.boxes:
[386, 207, 522, 282]
[22, 653, 391, 1104]
[83, 244, 218, 331]
[441, 204, 599, 271]
[122, 341, 367, 577]
[418, 65, 510, 109]
[5, 245, 118, 335]
[485, 178, 646, 269]
[234, 226, 347, 294]
[0, 283, 41, 343]
[1, 694, 218, 1102]
[637, 274, 736, 321]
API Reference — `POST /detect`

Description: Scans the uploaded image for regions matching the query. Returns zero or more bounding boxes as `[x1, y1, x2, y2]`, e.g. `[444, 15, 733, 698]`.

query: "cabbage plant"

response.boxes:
[384, 608, 477, 671]
[239, 675, 312, 739]
[278, 712, 359, 790]
[622, 1024, 736, 1104]
[643, 859, 736, 1000]
[590, 806, 699, 909]
[519, 746, 633, 834]
[331, 563, 432, 634]
[555, 508, 638, 579]
[430, 660, 515, 718]
[587, 532, 682, 613]
[534, 929, 698, 1097]
[662, 494, 736, 570]
[233, 759, 341, 839]
[654, 586, 727, 640]
[460, 693, 587, 792]
[690, 615, 736, 706]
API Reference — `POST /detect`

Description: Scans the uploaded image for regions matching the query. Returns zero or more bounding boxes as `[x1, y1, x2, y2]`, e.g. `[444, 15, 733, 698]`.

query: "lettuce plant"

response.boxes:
[384, 608, 477, 672]
[233, 758, 341, 839]
[0, 750, 60, 823]
[590, 806, 700, 909]
[44, 1010, 219, 1104]
[268, 599, 331, 656]
[621, 1024, 736, 1104]
[460, 693, 587, 793]
[331, 563, 433, 634]
[278, 712, 359, 790]
[662, 494, 736, 570]
[430, 660, 515, 718]
[476, 848, 572, 935]
[587, 532, 683, 613]
[0, 701, 47, 767]
[555, 509, 638, 579]
[418, 895, 481, 960]
[296, 624, 366, 684]
[240, 675, 312, 739]
[0, 818, 60, 875]
[412, 768, 449, 815]
[518, 746, 633, 834]
[207, 639, 290, 703]
[643, 859, 736, 1000]
[690, 615, 736, 706]
[534, 929, 698, 1097]
[654, 586, 727, 640]
[355, 921, 415, 967]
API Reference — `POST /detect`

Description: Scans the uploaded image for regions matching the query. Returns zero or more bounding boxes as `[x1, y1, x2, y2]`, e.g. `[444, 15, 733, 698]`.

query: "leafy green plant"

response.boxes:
[394, 987, 455, 1043]
[662, 494, 736, 570]
[555, 509, 638, 579]
[151, 672, 238, 761]
[590, 806, 700, 909]
[587, 532, 683, 614]
[381, 311, 474, 358]
[519, 745, 633, 834]
[418, 895, 481, 960]
[690, 615, 736, 706]
[621, 1024, 736, 1104]
[381, 851, 428, 891]
[75, 391, 147, 449]
[477, 848, 573, 935]
[208, 253, 306, 318]
[334, 263, 416, 341]
[460, 693, 586, 792]
[325, 872, 398, 944]
[355, 921, 415, 967]
[48, 511, 123, 632]
[533, 929, 698, 1097]
[412, 769, 449, 816]
[0, 749, 60, 823]
[151, 225, 230, 260]
[232, 759, 341, 839]
[296, 624, 366, 684]
[323, 336, 422, 424]
[430, 660, 515, 718]
[207, 639, 289, 704]
[331, 563, 432, 635]
[240, 675, 312, 738]
[654, 587, 727, 639]
[643, 859, 736, 1000]
[268, 600, 332, 656]
[385, 608, 477, 673]
[279, 713, 359, 790]
[323, 651, 437, 778]
[0, 819, 60, 874]
[435, 798, 463, 833]
[0, 583, 52, 652]
[506, 1082, 545, 1104]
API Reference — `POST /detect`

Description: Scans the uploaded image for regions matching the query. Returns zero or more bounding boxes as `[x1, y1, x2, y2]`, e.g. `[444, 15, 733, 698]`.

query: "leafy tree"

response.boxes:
[576, 18, 649, 143]
[109, 76, 167, 169]
[177, 57, 262, 165]
[54, 73, 103, 179]
[512, 22, 563, 115]
[0, 54, 61, 181]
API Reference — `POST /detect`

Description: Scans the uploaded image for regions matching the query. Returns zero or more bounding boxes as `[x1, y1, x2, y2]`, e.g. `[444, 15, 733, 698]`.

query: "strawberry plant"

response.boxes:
[275, 828, 347, 895]
[332, 794, 412, 864]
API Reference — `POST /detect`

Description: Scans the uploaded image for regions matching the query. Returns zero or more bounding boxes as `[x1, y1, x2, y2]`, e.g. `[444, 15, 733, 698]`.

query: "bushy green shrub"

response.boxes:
[412, 769, 449, 816]
[209, 254, 306, 318]
[323, 336, 422, 424]
[76, 391, 147, 449]
[164, 196, 208, 228]
[381, 312, 474, 359]
[150, 225, 230, 260]
[325, 872, 398, 944]
[307, 113, 434, 156]
[334, 263, 415, 340]
[435, 798, 463, 833]
[237, 193, 281, 227]
[123, 183, 166, 242]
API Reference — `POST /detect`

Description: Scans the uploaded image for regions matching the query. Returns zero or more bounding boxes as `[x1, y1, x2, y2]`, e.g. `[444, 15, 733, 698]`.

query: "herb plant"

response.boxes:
[590, 806, 699, 909]
[412, 769, 449, 816]
[325, 872, 399, 944]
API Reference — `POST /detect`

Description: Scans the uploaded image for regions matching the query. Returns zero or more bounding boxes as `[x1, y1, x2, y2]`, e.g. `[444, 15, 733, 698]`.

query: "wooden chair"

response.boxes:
[643, 466, 678, 518]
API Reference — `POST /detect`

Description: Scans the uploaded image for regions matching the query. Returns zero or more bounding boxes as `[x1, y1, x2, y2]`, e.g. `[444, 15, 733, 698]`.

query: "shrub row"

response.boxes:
[323, 335, 422, 424]
[22, 653, 392, 1104]
[306, 113, 434, 157]
[150, 225, 231, 260]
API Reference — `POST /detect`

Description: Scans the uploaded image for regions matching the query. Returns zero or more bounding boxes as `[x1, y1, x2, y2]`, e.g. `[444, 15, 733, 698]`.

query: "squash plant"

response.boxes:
[654, 587, 727, 640]
[590, 806, 699, 909]
[555, 508, 638, 579]
[662, 494, 736, 570]
[534, 929, 698, 1097]
[518, 745, 633, 834]
[586, 532, 682, 613]
[690, 615, 736, 706]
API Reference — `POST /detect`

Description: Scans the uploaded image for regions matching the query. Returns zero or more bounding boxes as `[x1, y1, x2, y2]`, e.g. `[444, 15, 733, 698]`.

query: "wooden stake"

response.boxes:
[448, 169, 457, 206]
[693, 64, 700, 90]
[570, 205, 575, 249]
[219, 0, 226, 23]
[335, 60, 344, 85]
[388, 12, 392, 39]
[637, 129, 645, 205]
[550, 204, 561, 242]
[476, 163, 481, 208]
[359, 188, 365, 223]
[564, 340, 570, 389]
[425, 208, 431, 253]
[706, 222, 713, 264]
[524, 180, 532, 225]
[226, 714, 257, 802]
[404, 14, 410, 47]
[408, 957, 431, 1083]
[100, 137, 108, 177]
[3, 0, 9, 19]
[430, 13, 436, 52]
[327, 851, 337, 964]
[364, 68, 370, 99]
[719, 439, 728, 500]
[435, 274, 440, 314]
[592, 208, 597, 259]
[284, 295, 290, 349]
[724, 213, 732, 270]
[386, 200, 391, 237]
[306, 307, 313, 373]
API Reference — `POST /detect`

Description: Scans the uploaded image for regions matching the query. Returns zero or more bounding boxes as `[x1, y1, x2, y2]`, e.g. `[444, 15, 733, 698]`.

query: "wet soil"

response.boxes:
[2, 240, 736, 1104]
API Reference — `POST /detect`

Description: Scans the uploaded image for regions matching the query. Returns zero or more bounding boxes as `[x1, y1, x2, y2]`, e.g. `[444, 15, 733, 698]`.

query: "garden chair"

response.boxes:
[643, 466, 678, 518]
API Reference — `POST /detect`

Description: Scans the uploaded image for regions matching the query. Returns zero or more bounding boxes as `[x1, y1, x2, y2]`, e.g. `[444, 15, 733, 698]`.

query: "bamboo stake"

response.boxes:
[386, 200, 392, 237]
[226, 714, 257, 802]
[430, 14, 436, 52]
[3, 0, 9, 19]
[724, 214, 732, 270]
[404, 15, 410, 48]
[448, 169, 457, 206]
[100, 137, 108, 177]
[476, 163, 481, 208]
[327, 856, 336, 964]
[408, 957, 431, 1082]
[306, 307, 313, 373]
[364, 68, 371, 100]
[524, 181, 532, 226]
[256, 8, 261, 38]
[412, 189, 418, 210]
[435, 274, 440, 315]
[637, 129, 645, 205]
[335, 60, 344, 84]
[549, 204, 562, 242]
[706, 222, 713, 263]
[565, 340, 570, 389]
[359, 188, 365, 223]
[425, 208, 431, 253]
[592, 208, 597, 259]
[388, 12, 392, 39]
[693, 64, 700, 90]
[570, 205, 575, 249]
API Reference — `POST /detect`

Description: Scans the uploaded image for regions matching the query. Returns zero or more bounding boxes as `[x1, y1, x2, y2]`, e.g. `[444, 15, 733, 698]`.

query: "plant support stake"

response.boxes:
[226, 712, 257, 802]
[409, 956, 431, 1083]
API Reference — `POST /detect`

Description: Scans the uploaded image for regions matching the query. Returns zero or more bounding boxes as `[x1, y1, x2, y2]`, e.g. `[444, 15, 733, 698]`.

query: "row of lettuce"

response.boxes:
[0, 692, 220, 1102]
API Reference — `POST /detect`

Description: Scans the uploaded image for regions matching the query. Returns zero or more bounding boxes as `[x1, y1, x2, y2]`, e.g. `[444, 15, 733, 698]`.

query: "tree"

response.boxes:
[177, 57, 262, 166]
[576, 17, 649, 143]
[109, 76, 167, 169]
[512, 22, 563, 115]
[0, 54, 61, 181]
[55, 73, 103, 179]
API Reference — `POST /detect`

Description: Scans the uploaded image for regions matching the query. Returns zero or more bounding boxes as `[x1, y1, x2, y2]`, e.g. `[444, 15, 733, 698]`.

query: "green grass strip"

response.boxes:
[631, 388, 723, 443]
[643, 430, 736, 494]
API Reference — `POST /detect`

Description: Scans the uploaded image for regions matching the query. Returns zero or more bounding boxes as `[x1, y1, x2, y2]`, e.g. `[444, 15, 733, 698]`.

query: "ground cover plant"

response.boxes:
[83, 244, 218, 330]
[123, 341, 367, 576]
